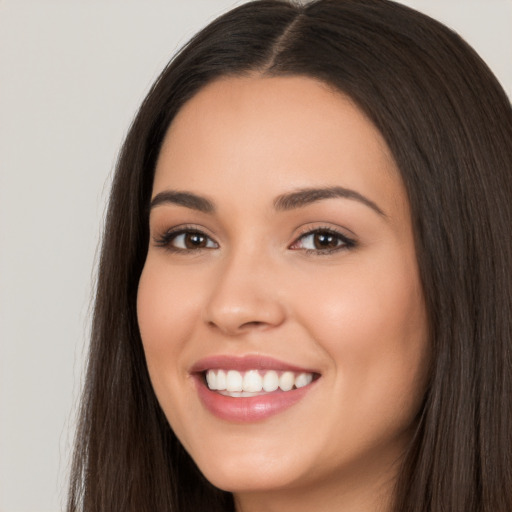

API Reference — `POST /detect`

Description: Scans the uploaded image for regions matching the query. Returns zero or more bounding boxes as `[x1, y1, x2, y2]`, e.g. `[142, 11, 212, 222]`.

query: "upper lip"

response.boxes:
[190, 354, 319, 374]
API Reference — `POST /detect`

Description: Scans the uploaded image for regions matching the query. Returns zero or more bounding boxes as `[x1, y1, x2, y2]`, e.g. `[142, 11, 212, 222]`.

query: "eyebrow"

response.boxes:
[150, 186, 385, 217]
[150, 190, 215, 213]
[274, 186, 385, 216]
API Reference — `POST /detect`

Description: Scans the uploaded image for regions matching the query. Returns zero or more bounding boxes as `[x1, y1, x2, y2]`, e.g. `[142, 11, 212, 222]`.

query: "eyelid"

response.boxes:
[152, 224, 219, 252]
[289, 225, 357, 254]
[151, 222, 357, 255]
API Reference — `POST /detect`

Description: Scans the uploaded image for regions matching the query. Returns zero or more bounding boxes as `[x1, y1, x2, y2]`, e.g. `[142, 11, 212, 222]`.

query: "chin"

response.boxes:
[187, 439, 311, 494]
[201, 463, 302, 495]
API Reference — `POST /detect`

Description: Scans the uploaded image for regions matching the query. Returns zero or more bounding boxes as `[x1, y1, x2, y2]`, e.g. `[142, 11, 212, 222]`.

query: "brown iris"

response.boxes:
[313, 231, 341, 250]
[184, 232, 209, 249]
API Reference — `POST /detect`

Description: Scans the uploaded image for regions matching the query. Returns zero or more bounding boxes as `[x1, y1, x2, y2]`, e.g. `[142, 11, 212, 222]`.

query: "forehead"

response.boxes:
[153, 75, 406, 218]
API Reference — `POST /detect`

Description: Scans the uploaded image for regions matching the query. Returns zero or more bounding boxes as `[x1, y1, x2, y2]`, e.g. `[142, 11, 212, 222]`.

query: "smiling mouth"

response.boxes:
[204, 369, 318, 397]
[192, 356, 320, 421]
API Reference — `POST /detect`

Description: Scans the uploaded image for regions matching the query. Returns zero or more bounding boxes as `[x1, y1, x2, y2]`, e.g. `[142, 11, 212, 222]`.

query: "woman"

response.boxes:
[68, 1, 512, 511]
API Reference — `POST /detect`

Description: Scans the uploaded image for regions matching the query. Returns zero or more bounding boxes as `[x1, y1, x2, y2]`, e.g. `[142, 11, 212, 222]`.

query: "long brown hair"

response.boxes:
[68, 1, 512, 510]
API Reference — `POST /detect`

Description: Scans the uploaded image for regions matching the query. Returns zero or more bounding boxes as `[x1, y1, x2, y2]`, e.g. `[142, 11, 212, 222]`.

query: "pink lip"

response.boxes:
[194, 378, 317, 423]
[190, 354, 317, 374]
[190, 355, 320, 423]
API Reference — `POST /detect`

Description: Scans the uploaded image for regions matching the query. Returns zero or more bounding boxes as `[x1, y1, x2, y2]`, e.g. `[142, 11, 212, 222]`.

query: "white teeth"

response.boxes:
[243, 370, 263, 392]
[226, 370, 243, 392]
[205, 369, 315, 394]
[279, 371, 294, 391]
[216, 369, 226, 390]
[206, 370, 217, 390]
[295, 372, 313, 388]
[262, 370, 279, 392]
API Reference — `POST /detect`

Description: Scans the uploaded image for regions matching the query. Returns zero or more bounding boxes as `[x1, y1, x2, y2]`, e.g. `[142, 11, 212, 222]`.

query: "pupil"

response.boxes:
[186, 233, 205, 248]
[315, 232, 337, 249]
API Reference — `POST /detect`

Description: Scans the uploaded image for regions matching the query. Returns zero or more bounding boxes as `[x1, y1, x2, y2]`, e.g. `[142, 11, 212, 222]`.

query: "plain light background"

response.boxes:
[0, 1, 510, 511]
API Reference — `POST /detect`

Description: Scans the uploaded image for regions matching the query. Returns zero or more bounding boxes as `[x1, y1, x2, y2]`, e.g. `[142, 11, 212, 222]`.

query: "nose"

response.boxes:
[202, 250, 286, 336]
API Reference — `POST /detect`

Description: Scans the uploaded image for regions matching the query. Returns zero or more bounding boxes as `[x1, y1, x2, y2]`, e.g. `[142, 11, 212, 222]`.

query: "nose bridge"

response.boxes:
[202, 242, 285, 335]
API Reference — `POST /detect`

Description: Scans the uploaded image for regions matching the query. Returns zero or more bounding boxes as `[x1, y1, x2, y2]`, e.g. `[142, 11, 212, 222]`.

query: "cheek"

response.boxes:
[136, 259, 213, 455]
[137, 258, 200, 351]
[295, 254, 426, 343]
[292, 255, 429, 422]
[136, 260, 198, 406]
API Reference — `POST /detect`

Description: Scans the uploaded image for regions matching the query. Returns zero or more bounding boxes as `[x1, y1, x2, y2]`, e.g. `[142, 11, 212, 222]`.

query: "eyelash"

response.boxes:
[290, 226, 356, 255]
[153, 225, 356, 255]
[153, 225, 217, 252]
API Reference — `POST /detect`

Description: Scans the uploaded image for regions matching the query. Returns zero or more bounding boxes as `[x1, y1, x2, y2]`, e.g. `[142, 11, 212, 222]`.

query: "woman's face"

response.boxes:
[137, 75, 429, 507]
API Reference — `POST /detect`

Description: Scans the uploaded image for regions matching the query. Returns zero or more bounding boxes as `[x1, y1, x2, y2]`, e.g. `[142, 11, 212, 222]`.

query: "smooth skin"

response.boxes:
[137, 75, 429, 512]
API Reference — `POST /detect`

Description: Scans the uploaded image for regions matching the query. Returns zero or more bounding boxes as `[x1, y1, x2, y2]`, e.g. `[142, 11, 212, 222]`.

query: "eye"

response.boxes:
[154, 227, 218, 252]
[290, 228, 355, 254]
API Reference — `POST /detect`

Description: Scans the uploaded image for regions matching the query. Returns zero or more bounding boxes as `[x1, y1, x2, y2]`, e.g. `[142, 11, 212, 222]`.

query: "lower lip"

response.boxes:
[194, 377, 317, 423]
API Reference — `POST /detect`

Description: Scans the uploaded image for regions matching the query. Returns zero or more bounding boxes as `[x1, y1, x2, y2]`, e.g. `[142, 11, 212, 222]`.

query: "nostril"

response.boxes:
[207, 320, 262, 328]
[241, 321, 265, 328]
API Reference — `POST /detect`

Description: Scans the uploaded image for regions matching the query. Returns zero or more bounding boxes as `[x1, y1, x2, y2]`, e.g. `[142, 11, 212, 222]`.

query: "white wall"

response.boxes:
[0, 1, 510, 511]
